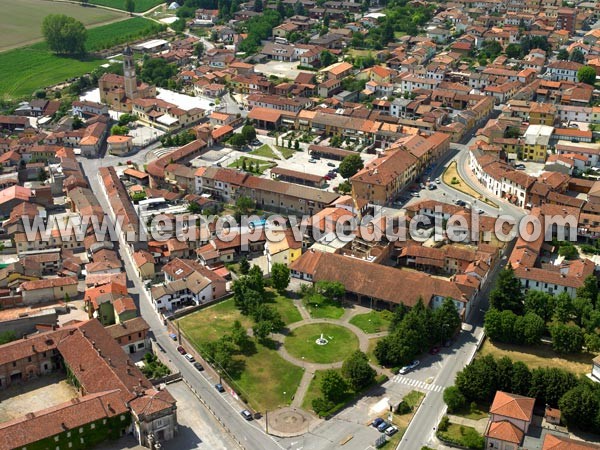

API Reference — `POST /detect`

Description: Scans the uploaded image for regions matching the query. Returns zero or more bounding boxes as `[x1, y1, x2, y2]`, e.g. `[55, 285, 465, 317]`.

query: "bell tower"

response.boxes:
[123, 45, 138, 99]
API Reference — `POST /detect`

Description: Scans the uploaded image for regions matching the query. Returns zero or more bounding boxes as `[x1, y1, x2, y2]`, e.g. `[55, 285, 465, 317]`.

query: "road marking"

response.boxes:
[392, 375, 443, 393]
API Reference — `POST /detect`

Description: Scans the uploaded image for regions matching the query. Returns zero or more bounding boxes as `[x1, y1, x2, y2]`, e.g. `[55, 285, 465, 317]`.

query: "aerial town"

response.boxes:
[1, 0, 600, 449]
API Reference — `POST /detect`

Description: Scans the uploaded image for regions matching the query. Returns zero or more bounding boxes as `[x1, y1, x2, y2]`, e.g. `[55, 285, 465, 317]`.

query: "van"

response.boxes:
[241, 410, 253, 421]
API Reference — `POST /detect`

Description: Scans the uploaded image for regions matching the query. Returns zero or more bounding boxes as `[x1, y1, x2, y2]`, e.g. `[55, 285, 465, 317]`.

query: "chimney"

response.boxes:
[127, 368, 132, 375]
[79, 364, 84, 371]
[108, 358, 112, 366]
[32, 344, 36, 352]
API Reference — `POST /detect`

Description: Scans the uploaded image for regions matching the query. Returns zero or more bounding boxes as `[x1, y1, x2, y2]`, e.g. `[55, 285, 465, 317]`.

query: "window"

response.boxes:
[90, 423, 95, 430]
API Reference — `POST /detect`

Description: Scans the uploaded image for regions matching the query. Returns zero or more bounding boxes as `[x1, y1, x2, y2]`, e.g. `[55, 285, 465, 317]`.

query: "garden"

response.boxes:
[284, 323, 359, 364]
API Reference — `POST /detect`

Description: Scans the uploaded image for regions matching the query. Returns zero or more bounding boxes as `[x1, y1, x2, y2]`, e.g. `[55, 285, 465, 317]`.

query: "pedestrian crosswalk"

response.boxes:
[392, 375, 443, 393]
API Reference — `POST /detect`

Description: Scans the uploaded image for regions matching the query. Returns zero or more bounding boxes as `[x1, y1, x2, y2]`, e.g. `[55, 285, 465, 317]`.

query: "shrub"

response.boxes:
[396, 401, 412, 414]
[438, 415, 450, 432]
[444, 386, 466, 413]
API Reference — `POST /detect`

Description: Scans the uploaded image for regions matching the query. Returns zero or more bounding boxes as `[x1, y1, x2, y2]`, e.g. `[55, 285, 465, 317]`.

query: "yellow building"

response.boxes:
[529, 102, 556, 125]
[265, 229, 302, 272]
[521, 124, 553, 162]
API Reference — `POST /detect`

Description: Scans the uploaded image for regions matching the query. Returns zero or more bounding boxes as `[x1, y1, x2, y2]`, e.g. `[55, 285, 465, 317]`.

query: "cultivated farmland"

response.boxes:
[0, 18, 163, 99]
[88, 0, 166, 13]
[0, 0, 126, 52]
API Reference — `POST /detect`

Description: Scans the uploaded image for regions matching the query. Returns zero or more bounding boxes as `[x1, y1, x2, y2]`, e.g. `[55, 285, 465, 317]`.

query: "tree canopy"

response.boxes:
[578, 66, 597, 85]
[339, 154, 364, 179]
[42, 15, 87, 55]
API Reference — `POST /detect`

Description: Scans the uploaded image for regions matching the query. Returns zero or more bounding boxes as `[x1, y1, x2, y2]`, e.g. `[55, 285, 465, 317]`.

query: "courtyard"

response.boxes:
[0, 372, 78, 423]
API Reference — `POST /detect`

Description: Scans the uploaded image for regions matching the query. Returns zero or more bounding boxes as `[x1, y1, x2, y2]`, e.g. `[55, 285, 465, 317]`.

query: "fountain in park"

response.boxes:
[315, 333, 329, 345]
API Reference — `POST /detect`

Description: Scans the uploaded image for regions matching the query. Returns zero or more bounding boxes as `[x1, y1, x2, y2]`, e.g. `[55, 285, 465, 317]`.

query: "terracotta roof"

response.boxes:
[490, 391, 535, 422]
[486, 420, 524, 444]
[113, 296, 137, 315]
[20, 276, 78, 291]
[105, 317, 149, 340]
[542, 434, 600, 450]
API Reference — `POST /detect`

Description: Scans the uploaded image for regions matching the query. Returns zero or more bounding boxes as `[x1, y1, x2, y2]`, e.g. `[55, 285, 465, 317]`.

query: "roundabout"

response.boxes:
[284, 323, 359, 364]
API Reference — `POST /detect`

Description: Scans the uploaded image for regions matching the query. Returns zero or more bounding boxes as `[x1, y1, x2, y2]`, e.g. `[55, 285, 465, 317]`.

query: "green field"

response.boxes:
[249, 144, 280, 160]
[0, 18, 162, 99]
[349, 311, 393, 334]
[0, 0, 126, 52]
[89, 0, 166, 13]
[285, 324, 359, 364]
[86, 17, 163, 51]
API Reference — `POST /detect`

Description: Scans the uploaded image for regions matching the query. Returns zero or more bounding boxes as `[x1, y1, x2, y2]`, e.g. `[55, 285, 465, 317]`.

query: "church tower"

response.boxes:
[123, 45, 138, 99]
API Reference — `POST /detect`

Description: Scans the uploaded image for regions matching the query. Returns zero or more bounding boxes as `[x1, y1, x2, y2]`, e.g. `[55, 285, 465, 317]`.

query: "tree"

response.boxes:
[521, 312, 545, 345]
[557, 48, 569, 60]
[276, 0, 285, 18]
[321, 370, 348, 402]
[253, 320, 275, 342]
[315, 280, 345, 301]
[576, 275, 599, 306]
[235, 195, 255, 218]
[554, 292, 572, 323]
[529, 367, 578, 407]
[585, 332, 600, 352]
[239, 256, 250, 275]
[505, 43, 523, 59]
[320, 50, 336, 67]
[432, 298, 461, 344]
[241, 124, 256, 143]
[570, 48, 585, 64]
[342, 351, 376, 391]
[524, 290, 555, 322]
[254, 0, 263, 12]
[247, 265, 265, 294]
[72, 116, 84, 129]
[559, 383, 600, 431]
[294, 140, 300, 150]
[118, 113, 137, 126]
[38, 169, 48, 183]
[578, 66, 597, 85]
[339, 153, 364, 179]
[194, 42, 205, 59]
[140, 58, 178, 87]
[455, 355, 498, 402]
[443, 386, 466, 413]
[42, 15, 87, 55]
[550, 323, 584, 353]
[111, 125, 129, 136]
[231, 320, 251, 351]
[558, 243, 578, 260]
[271, 263, 290, 292]
[125, 0, 135, 15]
[229, 133, 247, 148]
[489, 266, 524, 314]
[511, 361, 532, 396]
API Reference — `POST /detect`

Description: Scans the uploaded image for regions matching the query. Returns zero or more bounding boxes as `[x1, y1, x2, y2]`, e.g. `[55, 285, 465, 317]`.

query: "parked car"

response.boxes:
[184, 354, 195, 363]
[308, 158, 317, 163]
[215, 383, 225, 392]
[169, 333, 177, 341]
[193, 362, 204, 371]
[478, 209, 485, 214]
[428, 184, 437, 190]
[456, 200, 466, 207]
[399, 360, 420, 375]
[377, 421, 389, 432]
[385, 425, 399, 436]
[371, 418, 385, 428]
[327, 162, 336, 167]
[324, 175, 332, 181]
[251, 139, 261, 146]
[177, 346, 186, 355]
[411, 192, 420, 197]
[435, 178, 441, 184]
[420, 183, 426, 189]
[241, 410, 253, 421]
[429, 346, 440, 355]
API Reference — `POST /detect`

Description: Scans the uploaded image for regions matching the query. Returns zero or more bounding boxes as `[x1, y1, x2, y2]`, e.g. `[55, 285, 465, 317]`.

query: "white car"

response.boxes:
[385, 425, 399, 436]
[435, 178, 441, 184]
[399, 360, 420, 375]
[184, 354, 195, 363]
[411, 192, 420, 197]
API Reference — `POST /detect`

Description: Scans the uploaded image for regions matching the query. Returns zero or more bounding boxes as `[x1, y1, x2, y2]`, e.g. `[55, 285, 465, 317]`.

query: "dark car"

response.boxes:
[327, 162, 336, 167]
[241, 409, 253, 421]
[377, 421, 389, 432]
[215, 383, 225, 393]
[193, 362, 204, 371]
[429, 346, 440, 355]
[371, 417, 385, 428]
[177, 346, 186, 355]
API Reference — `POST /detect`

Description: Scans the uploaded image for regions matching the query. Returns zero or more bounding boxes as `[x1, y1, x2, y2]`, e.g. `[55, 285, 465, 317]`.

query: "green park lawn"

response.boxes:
[0, 0, 126, 51]
[89, 0, 165, 13]
[304, 295, 344, 320]
[349, 311, 393, 334]
[285, 323, 359, 364]
[437, 423, 485, 449]
[0, 18, 161, 99]
[178, 298, 253, 345]
[233, 345, 304, 412]
[249, 144, 280, 159]
[178, 298, 304, 411]
[228, 156, 277, 174]
[275, 146, 297, 159]
[268, 290, 303, 325]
